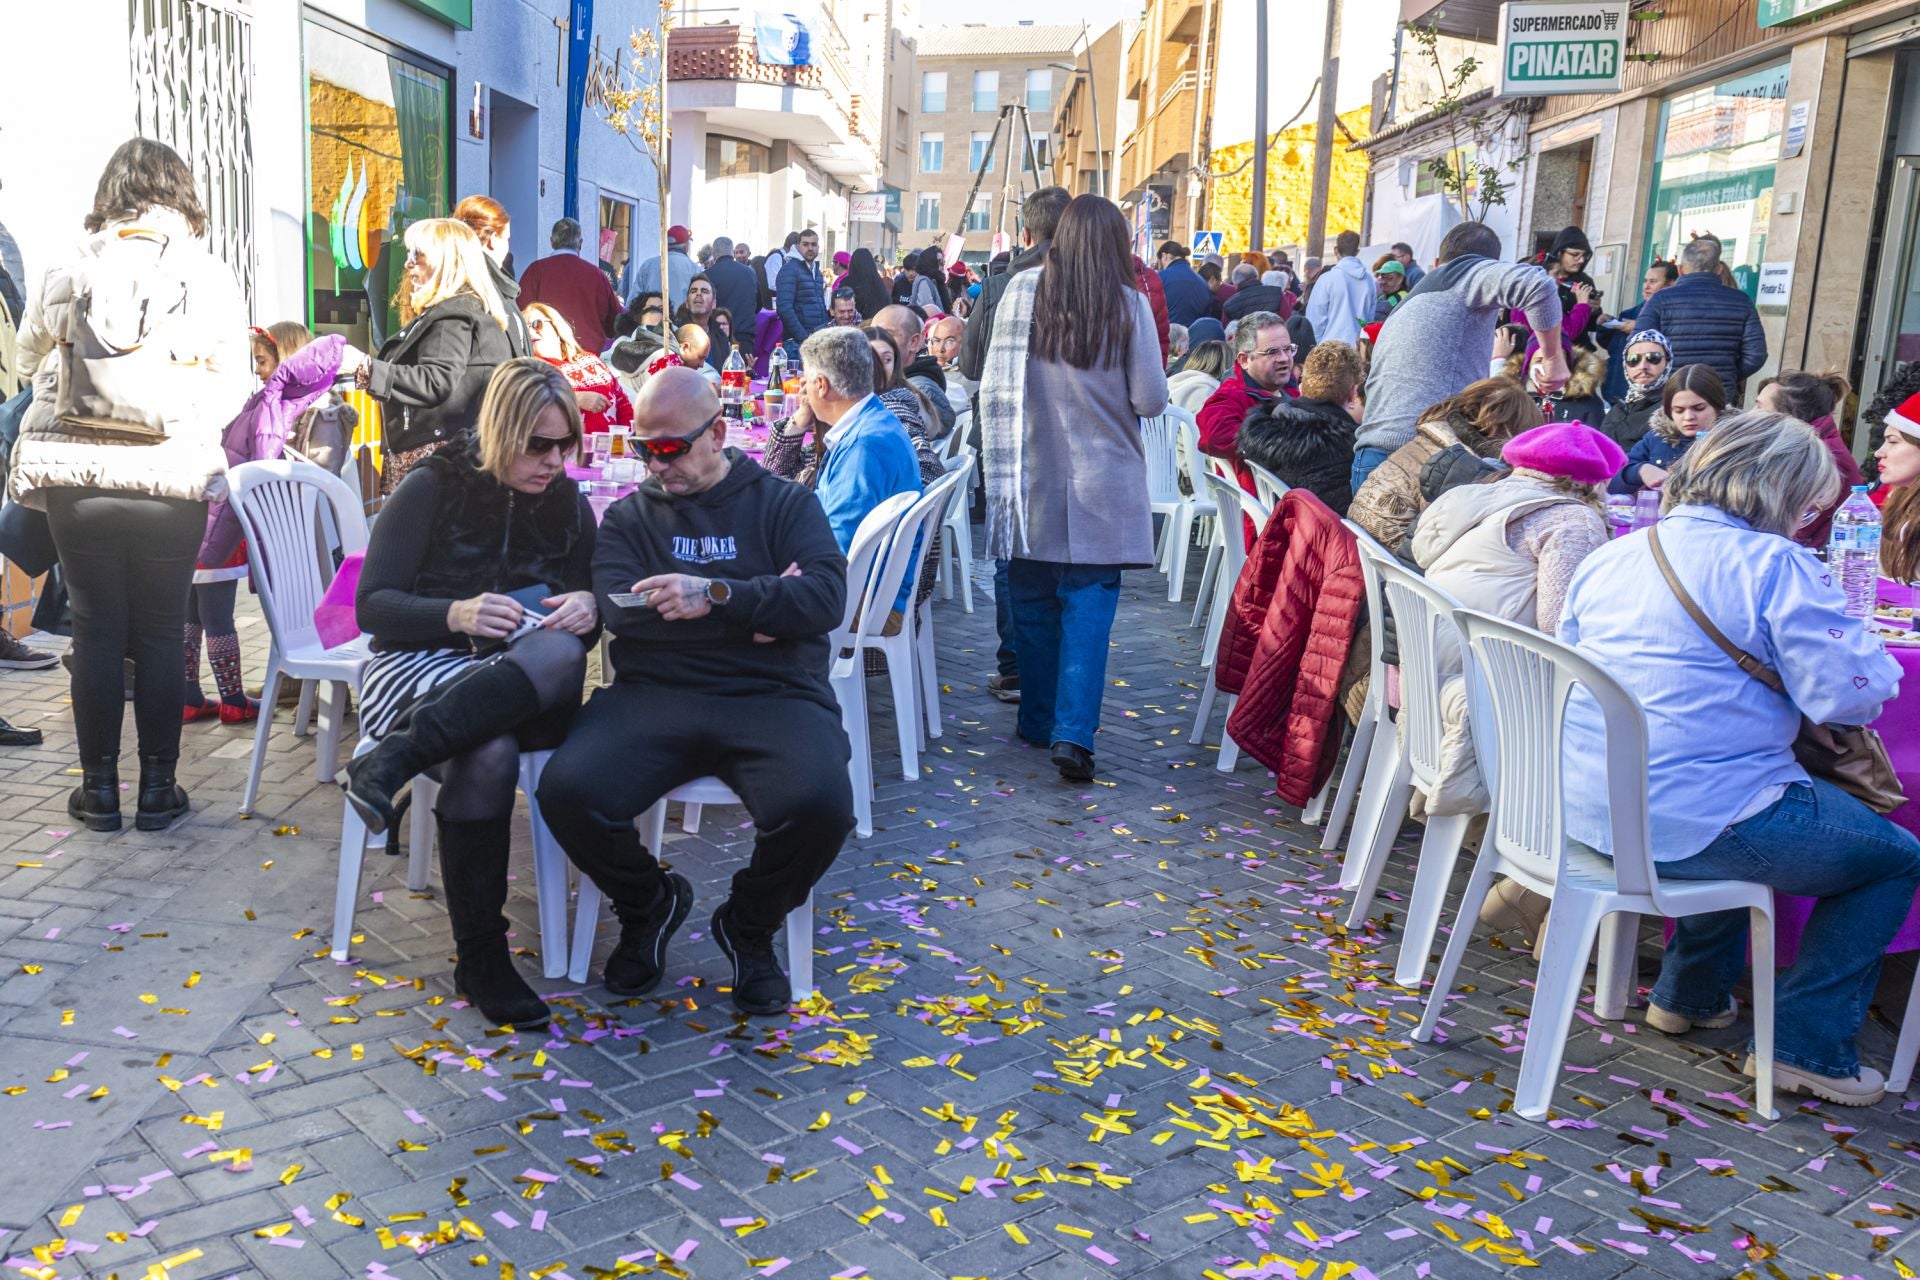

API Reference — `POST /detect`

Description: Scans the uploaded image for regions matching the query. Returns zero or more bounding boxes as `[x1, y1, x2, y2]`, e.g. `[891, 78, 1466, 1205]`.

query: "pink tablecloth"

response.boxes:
[566, 434, 770, 524]
[1772, 578, 1920, 965]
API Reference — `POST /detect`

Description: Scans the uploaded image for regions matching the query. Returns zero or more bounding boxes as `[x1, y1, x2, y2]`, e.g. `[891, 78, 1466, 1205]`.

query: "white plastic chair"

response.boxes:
[1889, 954, 1920, 1092]
[911, 463, 972, 738]
[567, 777, 816, 999]
[1245, 459, 1291, 513]
[1143, 407, 1209, 603]
[1177, 419, 1225, 630]
[1413, 609, 1776, 1122]
[1339, 552, 1485, 990]
[938, 414, 968, 464]
[829, 492, 918, 838]
[1192, 472, 1271, 769]
[847, 475, 962, 780]
[1320, 520, 1392, 855]
[937, 445, 976, 613]
[330, 744, 575, 982]
[226, 461, 372, 817]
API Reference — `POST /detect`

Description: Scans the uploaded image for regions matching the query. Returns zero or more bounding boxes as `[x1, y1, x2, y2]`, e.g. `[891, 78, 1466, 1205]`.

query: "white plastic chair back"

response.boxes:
[1140, 413, 1184, 507]
[1246, 460, 1291, 511]
[1203, 472, 1270, 587]
[839, 482, 948, 665]
[1370, 554, 1464, 790]
[227, 460, 370, 656]
[831, 491, 918, 653]
[904, 467, 966, 587]
[938, 416, 967, 463]
[1173, 410, 1211, 498]
[1455, 608, 1660, 902]
[1345, 522, 1392, 696]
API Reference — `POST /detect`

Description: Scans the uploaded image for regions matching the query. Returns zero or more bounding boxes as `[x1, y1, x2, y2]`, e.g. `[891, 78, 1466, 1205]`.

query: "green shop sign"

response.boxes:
[1758, 0, 1857, 27]
[396, 0, 473, 29]
[1496, 0, 1629, 96]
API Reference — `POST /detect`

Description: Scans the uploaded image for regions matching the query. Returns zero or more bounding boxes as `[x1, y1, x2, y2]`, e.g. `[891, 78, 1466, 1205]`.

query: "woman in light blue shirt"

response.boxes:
[1559, 411, 1920, 1107]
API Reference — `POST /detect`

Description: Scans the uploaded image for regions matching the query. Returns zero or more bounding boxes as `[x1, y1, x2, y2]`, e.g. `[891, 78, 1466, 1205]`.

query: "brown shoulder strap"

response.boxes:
[1647, 526, 1785, 693]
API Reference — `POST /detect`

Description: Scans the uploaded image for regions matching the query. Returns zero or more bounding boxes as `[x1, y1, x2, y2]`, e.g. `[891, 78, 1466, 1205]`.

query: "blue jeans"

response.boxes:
[1006, 559, 1121, 752]
[1351, 445, 1393, 495]
[993, 559, 1017, 678]
[1649, 779, 1920, 1077]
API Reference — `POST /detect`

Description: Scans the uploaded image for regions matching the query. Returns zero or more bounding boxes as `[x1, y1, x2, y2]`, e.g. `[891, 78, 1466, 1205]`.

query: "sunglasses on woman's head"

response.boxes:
[632, 413, 719, 461]
[523, 433, 578, 459]
[1624, 353, 1667, 367]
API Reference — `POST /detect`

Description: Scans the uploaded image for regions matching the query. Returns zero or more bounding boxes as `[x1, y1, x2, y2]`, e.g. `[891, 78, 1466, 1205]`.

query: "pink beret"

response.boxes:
[1500, 421, 1628, 485]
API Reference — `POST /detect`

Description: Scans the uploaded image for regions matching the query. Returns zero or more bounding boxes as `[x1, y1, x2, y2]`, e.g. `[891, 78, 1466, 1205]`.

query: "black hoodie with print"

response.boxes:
[593, 449, 848, 709]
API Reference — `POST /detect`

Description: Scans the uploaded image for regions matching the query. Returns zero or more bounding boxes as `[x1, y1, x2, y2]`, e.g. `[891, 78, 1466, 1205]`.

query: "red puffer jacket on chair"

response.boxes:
[1214, 488, 1364, 805]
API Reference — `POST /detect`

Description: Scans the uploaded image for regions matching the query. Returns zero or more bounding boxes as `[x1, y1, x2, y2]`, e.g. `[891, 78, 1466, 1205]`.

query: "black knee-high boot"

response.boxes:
[340, 657, 541, 834]
[439, 815, 549, 1029]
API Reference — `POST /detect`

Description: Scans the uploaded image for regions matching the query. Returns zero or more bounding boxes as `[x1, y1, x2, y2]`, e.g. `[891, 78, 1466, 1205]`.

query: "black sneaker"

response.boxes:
[0, 633, 57, 670]
[0, 716, 42, 747]
[986, 673, 1021, 703]
[604, 872, 693, 996]
[710, 903, 790, 1016]
[1050, 740, 1095, 782]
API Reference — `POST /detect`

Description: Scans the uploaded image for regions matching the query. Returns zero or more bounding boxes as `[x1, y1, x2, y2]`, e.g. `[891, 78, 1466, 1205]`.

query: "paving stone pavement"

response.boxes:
[0, 559, 1918, 1279]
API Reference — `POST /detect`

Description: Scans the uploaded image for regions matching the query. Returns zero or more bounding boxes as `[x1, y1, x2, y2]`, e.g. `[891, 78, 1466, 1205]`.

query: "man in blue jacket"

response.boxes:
[776, 229, 828, 359]
[1635, 237, 1766, 397]
[798, 327, 921, 613]
[1157, 240, 1212, 329]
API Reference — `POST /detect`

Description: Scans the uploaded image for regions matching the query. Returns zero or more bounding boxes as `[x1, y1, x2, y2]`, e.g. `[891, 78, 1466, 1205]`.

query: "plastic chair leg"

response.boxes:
[1166, 508, 1194, 602]
[568, 876, 603, 985]
[314, 682, 349, 782]
[1889, 949, 1920, 1093]
[1747, 905, 1778, 1119]
[1321, 705, 1378, 853]
[1339, 728, 1405, 890]
[916, 610, 942, 741]
[331, 799, 368, 962]
[1594, 913, 1641, 1020]
[1216, 696, 1241, 772]
[1414, 849, 1500, 1042]
[1200, 570, 1230, 669]
[886, 639, 920, 780]
[407, 775, 436, 892]
[1191, 673, 1218, 746]
[1190, 543, 1222, 629]
[787, 892, 816, 999]
[1513, 898, 1604, 1121]
[1301, 763, 1335, 826]
[1393, 810, 1476, 988]
[294, 678, 316, 738]
[835, 672, 874, 839]
[1343, 758, 1413, 929]
[239, 654, 284, 817]
[520, 755, 570, 981]
[681, 802, 704, 834]
[642, 799, 669, 858]
[952, 519, 975, 614]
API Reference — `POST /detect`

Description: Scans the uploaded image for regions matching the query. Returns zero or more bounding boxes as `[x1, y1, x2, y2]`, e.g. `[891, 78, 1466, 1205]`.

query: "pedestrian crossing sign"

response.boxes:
[1191, 230, 1223, 257]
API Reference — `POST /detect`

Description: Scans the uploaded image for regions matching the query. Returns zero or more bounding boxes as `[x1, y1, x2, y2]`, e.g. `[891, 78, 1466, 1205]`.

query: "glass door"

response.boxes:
[1861, 157, 1920, 438]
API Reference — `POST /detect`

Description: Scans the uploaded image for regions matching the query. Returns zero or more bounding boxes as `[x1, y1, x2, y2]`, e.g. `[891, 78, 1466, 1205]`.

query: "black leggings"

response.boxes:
[536, 684, 855, 934]
[434, 629, 587, 822]
[45, 489, 205, 762]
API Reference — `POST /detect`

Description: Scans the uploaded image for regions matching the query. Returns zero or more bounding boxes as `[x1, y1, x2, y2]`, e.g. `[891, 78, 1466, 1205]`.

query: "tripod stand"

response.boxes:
[950, 102, 1046, 253]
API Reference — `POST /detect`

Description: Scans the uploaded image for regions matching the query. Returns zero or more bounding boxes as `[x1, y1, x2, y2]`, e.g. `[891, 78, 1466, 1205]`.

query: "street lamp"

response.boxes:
[1048, 49, 1102, 198]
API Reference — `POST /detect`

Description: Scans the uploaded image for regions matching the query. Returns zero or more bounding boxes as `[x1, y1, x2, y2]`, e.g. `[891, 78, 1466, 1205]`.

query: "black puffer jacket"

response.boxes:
[368, 292, 515, 453]
[1600, 394, 1661, 449]
[357, 440, 595, 653]
[1236, 395, 1358, 515]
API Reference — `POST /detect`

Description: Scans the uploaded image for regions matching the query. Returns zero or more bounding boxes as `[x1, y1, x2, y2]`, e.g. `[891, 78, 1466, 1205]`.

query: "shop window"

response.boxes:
[1644, 61, 1790, 299]
[707, 134, 769, 179]
[1414, 146, 1476, 200]
[598, 196, 634, 297]
[916, 192, 941, 232]
[304, 18, 451, 353]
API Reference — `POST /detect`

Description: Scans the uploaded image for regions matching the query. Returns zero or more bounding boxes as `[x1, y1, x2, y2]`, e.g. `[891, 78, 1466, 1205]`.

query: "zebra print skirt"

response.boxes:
[358, 646, 480, 740]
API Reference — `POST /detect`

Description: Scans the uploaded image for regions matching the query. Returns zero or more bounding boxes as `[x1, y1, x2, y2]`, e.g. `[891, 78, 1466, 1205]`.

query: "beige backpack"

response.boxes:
[52, 226, 198, 439]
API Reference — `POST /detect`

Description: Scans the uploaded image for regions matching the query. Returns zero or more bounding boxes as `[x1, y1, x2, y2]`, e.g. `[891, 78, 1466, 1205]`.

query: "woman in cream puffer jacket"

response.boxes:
[10, 139, 250, 836]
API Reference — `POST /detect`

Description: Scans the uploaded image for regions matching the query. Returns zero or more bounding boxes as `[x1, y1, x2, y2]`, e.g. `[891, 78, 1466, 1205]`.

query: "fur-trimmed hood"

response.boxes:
[1236, 394, 1358, 514]
[1559, 346, 1608, 400]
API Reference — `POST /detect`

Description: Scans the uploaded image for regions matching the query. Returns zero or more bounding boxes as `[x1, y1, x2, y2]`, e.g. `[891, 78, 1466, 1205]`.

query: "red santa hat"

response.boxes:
[1888, 391, 1920, 444]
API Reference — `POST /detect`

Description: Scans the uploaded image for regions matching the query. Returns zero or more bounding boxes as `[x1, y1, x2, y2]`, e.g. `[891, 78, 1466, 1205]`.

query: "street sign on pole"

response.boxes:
[1191, 230, 1224, 257]
[1496, 0, 1629, 97]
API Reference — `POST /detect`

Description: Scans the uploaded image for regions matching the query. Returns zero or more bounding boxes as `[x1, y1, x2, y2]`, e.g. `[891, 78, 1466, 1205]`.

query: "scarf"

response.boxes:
[1622, 327, 1673, 406]
[981, 266, 1042, 559]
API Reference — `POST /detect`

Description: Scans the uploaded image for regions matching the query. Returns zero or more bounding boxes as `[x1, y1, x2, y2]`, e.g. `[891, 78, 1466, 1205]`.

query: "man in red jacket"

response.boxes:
[1197, 310, 1296, 492]
[519, 218, 624, 354]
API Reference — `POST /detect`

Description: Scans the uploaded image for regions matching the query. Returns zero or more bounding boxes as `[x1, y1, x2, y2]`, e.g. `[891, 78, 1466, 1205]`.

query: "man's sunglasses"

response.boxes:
[524, 433, 579, 459]
[1624, 353, 1667, 368]
[633, 413, 719, 461]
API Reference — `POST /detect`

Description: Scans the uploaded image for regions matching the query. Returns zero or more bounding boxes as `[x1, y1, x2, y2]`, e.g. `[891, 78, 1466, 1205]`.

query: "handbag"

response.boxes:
[1649, 527, 1906, 814]
[311, 550, 365, 651]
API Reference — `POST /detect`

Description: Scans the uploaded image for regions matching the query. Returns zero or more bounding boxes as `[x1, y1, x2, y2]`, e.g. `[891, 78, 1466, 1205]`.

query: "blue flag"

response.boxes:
[755, 12, 812, 66]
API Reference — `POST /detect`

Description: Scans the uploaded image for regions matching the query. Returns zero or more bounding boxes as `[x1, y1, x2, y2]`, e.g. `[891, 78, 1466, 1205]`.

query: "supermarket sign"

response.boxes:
[1757, 0, 1854, 25]
[1497, 1, 1630, 96]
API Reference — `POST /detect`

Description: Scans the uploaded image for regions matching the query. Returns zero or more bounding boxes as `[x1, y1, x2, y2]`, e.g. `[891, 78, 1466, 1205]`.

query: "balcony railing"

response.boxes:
[664, 20, 876, 149]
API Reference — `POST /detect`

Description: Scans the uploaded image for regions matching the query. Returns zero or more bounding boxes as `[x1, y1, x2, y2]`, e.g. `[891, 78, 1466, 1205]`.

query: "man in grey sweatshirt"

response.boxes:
[1353, 222, 1567, 493]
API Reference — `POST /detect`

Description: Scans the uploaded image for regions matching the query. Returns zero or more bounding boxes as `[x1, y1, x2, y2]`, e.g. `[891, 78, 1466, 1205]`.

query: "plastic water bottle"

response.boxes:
[1828, 485, 1882, 618]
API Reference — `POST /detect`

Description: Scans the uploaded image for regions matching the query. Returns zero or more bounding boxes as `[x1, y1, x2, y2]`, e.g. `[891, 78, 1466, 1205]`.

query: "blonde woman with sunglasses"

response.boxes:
[341, 358, 598, 1029]
[523, 302, 632, 435]
[346, 218, 513, 493]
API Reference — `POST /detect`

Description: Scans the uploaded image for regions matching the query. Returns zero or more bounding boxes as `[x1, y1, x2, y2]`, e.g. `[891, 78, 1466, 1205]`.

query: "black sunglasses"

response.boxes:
[632, 413, 720, 461]
[523, 432, 579, 459]
[1624, 353, 1667, 368]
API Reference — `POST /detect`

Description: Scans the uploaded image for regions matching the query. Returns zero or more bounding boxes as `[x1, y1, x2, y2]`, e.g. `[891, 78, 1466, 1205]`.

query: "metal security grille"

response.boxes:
[129, 0, 255, 309]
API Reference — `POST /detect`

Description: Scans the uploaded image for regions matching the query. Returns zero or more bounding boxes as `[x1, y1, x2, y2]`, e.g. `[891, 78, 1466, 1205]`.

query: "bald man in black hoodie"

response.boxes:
[536, 367, 854, 1017]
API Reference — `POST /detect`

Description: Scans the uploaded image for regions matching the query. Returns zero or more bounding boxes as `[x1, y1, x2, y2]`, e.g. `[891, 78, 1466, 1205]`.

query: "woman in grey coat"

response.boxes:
[978, 195, 1168, 782]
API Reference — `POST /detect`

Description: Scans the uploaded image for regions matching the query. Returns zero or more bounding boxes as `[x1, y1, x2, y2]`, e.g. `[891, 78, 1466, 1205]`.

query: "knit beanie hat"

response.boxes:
[1501, 422, 1627, 485]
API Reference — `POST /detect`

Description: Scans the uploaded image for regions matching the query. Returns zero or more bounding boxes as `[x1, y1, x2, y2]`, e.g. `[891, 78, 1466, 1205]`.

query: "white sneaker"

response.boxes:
[1743, 1055, 1886, 1107]
[1644, 996, 1738, 1035]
